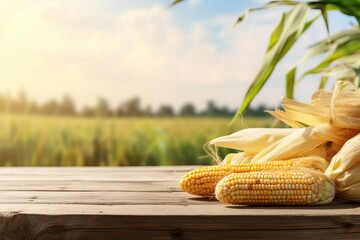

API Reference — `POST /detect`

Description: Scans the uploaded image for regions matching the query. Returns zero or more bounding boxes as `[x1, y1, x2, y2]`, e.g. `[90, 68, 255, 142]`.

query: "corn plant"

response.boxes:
[170, 0, 360, 122]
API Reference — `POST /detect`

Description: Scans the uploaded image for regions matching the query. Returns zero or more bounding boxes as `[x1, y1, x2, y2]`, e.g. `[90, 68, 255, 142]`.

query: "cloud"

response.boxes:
[188, 0, 201, 6]
[0, 1, 330, 111]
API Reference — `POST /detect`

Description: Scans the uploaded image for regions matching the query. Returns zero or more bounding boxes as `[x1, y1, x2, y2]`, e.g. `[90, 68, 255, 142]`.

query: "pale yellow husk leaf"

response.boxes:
[282, 97, 328, 126]
[266, 109, 304, 128]
[325, 133, 360, 180]
[210, 128, 297, 154]
[325, 133, 360, 201]
[336, 181, 360, 202]
[250, 124, 352, 163]
[329, 81, 360, 129]
[270, 81, 360, 129]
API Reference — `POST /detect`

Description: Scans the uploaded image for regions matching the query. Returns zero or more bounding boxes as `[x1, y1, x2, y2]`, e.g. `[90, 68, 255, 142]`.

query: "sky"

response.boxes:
[0, 0, 355, 111]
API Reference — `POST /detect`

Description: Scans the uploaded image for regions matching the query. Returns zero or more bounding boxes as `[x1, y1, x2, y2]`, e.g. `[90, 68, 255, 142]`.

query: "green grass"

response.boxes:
[0, 114, 275, 166]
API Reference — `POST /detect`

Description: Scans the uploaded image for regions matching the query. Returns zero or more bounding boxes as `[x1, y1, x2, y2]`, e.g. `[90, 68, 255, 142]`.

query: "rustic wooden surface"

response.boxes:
[0, 166, 360, 240]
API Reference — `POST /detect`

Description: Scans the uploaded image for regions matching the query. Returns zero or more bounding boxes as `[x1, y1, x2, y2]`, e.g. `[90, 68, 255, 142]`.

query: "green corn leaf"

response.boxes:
[355, 68, 360, 87]
[324, 68, 356, 80]
[286, 67, 296, 98]
[168, 0, 185, 7]
[233, 2, 297, 28]
[301, 30, 360, 77]
[285, 28, 360, 89]
[318, 76, 328, 89]
[267, 10, 287, 52]
[336, 52, 360, 67]
[317, 0, 360, 24]
[265, 0, 360, 24]
[321, 5, 330, 35]
[299, 29, 360, 63]
[298, 32, 348, 64]
[232, 4, 319, 124]
[233, 9, 252, 28]
[233, 8, 252, 28]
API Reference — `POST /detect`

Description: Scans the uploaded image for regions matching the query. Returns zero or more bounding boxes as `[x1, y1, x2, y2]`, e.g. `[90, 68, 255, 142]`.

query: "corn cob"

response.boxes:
[221, 152, 254, 164]
[215, 167, 335, 205]
[179, 157, 329, 196]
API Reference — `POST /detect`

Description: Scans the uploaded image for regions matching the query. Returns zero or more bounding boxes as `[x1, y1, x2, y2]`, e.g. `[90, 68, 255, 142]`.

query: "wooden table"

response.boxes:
[0, 166, 359, 239]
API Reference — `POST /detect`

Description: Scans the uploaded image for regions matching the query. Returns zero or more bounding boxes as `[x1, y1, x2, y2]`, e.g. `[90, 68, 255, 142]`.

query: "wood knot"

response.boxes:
[170, 229, 184, 239]
[342, 221, 354, 229]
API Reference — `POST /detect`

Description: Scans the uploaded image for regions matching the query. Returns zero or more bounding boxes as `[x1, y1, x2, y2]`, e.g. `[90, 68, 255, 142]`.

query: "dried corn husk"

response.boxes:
[250, 124, 354, 163]
[267, 109, 304, 128]
[271, 81, 360, 129]
[325, 133, 360, 201]
[329, 81, 360, 129]
[305, 144, 328, 160]
[282, 97, 328, 126]
[210, 128, 297, 154]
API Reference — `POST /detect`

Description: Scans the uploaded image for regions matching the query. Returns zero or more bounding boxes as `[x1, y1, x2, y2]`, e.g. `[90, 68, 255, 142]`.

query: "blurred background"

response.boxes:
[0, 0, 355, 166]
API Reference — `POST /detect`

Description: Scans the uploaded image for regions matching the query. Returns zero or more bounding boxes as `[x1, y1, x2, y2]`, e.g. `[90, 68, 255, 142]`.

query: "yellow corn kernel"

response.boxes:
[215, 167, 335, 205]
[179, 157, 328, 196]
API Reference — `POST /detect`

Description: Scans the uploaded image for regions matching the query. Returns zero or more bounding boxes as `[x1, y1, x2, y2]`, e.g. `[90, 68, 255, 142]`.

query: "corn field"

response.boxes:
[0, 114, 275, 166]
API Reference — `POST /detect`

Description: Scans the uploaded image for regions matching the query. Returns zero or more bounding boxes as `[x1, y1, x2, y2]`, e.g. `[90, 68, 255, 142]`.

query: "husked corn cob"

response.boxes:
[179, 157, 329, 196]
[215, 167, 335, 205]
[221, 152, 254, 164]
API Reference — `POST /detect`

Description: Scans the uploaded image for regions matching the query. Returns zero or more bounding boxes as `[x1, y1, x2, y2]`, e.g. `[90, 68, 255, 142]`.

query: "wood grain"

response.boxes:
[0, 166, 359, 240]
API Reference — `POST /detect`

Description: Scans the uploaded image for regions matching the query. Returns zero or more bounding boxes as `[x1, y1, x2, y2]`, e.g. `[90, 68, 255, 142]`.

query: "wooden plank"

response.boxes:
[0, 166, 194, 182]
[0, 166, 359, 239]
[0, 201, 359, 216]
[1, 209, 360, 239]
[0, 170, 187, 181]
[0, 180, 181, 192]
[0, 166, 193, 171]
[0, 191, 220, 205]
[0, 166, 196, 173]
[0, 173, 181, 181]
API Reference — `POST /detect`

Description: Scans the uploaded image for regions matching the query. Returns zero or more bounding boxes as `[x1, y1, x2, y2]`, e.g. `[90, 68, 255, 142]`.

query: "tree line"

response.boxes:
[0, 91, 269, 117]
